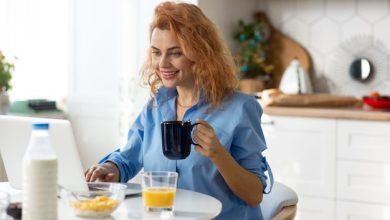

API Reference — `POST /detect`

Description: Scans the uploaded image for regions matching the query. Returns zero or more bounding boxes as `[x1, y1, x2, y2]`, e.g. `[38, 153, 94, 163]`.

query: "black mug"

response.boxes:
[161, 121, 199, 160]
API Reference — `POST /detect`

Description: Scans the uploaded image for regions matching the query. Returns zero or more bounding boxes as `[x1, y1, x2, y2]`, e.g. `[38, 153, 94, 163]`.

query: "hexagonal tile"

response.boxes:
[310, 18, 340, 54]
[264, 0, 296, 29]
[374, 16, 390, 50]
[281, 18, 310, 48]
[296, 0, 324, 24]
[325, 0, 356, 23]
[309, 49, 325, 77]
[340, 17, 372, 42]
[357, 0, 389, 23]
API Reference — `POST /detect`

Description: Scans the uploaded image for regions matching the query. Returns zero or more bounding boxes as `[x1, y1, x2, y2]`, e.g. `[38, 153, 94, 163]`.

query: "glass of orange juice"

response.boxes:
[141, 171, 178, 214]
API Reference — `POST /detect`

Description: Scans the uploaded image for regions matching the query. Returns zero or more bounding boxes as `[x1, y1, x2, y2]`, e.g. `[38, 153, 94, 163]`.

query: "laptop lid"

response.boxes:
[0, 115, 88, 191]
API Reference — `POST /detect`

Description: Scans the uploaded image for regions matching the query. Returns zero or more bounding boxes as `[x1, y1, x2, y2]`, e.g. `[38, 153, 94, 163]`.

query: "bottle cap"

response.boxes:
[32, 123, 49, 130]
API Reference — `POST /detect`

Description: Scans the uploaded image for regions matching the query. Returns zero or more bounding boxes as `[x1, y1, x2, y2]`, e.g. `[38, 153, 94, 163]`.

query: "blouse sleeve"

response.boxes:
[231, 97, 274, 194]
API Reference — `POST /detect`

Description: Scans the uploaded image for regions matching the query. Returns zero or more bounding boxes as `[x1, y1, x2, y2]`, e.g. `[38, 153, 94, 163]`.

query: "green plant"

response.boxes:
[234, 17, 273, 80]
[0, 50, 14, 92]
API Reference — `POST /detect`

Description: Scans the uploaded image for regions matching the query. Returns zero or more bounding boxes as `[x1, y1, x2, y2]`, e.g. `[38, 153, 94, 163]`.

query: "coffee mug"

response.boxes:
[161, 121, 199, 160]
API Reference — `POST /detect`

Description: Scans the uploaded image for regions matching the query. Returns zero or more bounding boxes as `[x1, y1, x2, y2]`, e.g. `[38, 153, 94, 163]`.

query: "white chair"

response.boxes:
[260, 182, 298, 220]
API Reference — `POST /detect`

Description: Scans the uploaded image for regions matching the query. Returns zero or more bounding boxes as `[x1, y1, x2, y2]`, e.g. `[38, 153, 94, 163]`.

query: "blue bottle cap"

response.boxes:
[32, 123, 49, 130]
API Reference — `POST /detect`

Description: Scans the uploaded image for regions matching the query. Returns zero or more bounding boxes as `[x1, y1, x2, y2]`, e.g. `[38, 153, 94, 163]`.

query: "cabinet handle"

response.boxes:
[261, 121, 274, 125]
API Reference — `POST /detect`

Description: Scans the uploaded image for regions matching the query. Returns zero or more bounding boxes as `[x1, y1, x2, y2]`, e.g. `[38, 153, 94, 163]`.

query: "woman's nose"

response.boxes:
[159, 54, 170, 67]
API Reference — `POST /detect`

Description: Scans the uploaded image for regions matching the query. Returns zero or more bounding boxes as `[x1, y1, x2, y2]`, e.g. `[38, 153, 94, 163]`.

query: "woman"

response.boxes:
[85, 1, 273, 219]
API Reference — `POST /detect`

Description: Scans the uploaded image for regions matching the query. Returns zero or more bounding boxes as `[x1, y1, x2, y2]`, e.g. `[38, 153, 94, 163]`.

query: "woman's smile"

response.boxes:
[159, 70, 179, 80]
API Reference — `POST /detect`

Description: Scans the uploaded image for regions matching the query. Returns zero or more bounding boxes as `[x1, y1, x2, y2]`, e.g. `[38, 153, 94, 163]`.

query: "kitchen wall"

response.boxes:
[199, 0, 259, 54]
[259, 0, 390, 97]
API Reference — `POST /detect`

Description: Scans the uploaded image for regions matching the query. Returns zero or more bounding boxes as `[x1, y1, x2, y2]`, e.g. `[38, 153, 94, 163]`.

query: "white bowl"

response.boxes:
[61, 182, 127, 218]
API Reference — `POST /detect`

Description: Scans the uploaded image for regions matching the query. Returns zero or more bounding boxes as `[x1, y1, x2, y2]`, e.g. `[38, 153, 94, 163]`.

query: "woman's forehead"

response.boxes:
[151, 28, 181, 49]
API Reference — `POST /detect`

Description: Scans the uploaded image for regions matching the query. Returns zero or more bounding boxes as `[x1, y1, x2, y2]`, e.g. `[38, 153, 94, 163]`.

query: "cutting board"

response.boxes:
[256, 12, 312, 88]
[261, 89, 362, 107]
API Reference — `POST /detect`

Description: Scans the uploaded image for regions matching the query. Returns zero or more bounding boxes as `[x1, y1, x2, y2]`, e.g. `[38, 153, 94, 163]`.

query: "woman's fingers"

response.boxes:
[90, 166, 108, 182]
[85, 165, 98, 182]
[194, 118, 223, 158]
[195, 121, 214, 142]
[85, 165, 110, 182]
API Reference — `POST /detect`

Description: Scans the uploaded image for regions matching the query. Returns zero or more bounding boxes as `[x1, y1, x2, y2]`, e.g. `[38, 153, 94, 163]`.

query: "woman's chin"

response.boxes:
[161, 81, 177, 88]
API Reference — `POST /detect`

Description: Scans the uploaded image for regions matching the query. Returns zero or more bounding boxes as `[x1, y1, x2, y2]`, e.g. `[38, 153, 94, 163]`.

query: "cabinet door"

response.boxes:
[262, 115, 336, 199]
[295, 196, 335, 220]
[336, 201, 390, 220]
[337, 160, 390, 205]
[337, 120, 390, 163]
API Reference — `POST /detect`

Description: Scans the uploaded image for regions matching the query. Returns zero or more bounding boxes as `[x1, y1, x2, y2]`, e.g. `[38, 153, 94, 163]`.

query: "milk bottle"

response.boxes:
[22, 123, 58, 220]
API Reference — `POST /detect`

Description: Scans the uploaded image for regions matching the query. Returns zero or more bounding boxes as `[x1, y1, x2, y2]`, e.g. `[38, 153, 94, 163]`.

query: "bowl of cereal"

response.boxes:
[61, 182, 127, 218]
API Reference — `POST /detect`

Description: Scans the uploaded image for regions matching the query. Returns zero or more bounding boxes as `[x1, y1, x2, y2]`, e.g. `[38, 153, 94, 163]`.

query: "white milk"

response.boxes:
[22, 158, 58, 220]
[22, 123, 58, 220]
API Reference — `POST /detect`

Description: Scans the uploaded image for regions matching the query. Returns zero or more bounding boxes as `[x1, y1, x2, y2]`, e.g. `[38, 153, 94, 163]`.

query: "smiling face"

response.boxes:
[151, 28, 194, 89]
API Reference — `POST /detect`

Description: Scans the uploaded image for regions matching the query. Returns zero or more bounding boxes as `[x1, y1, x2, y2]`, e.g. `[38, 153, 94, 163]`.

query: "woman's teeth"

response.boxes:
[162, 71, 177, 76]
[161, 71, 178, 79]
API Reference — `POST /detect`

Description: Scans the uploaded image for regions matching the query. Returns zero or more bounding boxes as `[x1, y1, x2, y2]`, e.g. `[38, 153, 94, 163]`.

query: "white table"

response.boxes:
[0, 182, 222, 220]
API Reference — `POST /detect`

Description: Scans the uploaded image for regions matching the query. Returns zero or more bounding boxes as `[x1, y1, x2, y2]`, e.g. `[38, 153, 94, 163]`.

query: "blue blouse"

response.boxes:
[100, 87, 273, 220]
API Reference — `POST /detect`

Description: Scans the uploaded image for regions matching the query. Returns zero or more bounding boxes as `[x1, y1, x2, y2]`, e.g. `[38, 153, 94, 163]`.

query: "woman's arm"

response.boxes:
[194, 119, 263, 207]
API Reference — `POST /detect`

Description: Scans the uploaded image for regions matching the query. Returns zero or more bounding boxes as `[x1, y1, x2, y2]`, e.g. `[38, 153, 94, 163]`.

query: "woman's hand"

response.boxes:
[193, 118, 225, 159]
[84, 162, 120, 182]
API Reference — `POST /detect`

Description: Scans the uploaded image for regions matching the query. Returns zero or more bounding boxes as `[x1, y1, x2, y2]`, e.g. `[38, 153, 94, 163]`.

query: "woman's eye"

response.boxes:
[151, 51, 161, 56]
[170, 52, 182, 57]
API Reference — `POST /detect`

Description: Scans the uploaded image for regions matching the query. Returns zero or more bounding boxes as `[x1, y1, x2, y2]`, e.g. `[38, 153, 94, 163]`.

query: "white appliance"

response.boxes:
[279, 58, 313, 94]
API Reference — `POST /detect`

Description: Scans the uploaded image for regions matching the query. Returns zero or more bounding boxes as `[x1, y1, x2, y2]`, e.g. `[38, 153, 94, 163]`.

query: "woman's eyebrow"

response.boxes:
[151, 46, 181, 51]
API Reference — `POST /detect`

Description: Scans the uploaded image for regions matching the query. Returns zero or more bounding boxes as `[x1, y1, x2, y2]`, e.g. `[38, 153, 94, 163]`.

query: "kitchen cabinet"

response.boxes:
[262, 114, 390, 220]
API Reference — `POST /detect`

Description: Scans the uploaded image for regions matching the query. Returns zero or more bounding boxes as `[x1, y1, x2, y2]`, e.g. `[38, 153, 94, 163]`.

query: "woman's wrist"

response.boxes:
[210, 144, 229, 164]
[104, 161, 120, 182]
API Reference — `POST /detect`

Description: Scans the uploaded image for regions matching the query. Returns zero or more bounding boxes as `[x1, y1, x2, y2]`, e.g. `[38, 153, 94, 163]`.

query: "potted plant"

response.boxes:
[0, 50, 14, 114]
[234, 14, 274, 93]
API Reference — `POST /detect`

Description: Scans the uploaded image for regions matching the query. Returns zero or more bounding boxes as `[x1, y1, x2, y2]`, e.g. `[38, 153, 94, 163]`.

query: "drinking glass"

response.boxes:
[141, 171, 178, 214]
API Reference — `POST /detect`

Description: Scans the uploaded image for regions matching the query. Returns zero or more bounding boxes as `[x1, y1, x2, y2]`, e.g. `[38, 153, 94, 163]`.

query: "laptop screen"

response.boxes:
[0, 115, 88, 191]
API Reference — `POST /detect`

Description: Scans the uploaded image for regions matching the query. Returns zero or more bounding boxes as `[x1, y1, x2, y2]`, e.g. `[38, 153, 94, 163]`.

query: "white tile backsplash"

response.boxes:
[263, 0, 390, 96]
[374, 17, 390, 49]
[281, 18, 310, 48]
[326, 0, 356, 23]
[310, 18, 340, 54]
[262, 0, 296, 28]
[296, 0, 325, 24]
[357, 0, 389, 23]
[341, 17, 372, 41]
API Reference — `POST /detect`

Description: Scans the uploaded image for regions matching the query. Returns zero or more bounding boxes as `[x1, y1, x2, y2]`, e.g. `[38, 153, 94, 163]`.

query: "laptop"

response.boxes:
[0, 115, 88, 191]
[0, 115, 142, 195]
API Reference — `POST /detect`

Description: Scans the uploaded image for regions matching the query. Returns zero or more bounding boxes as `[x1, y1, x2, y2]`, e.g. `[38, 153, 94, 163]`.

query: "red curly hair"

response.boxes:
[141, 1, 239, 108]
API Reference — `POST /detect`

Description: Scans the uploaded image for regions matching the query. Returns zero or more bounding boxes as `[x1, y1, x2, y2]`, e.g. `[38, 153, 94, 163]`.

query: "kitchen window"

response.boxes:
[0, 0, 70, 102]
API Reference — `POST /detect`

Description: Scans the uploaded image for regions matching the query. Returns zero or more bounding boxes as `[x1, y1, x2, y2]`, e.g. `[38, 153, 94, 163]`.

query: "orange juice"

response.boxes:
[142, 187, 176, 208]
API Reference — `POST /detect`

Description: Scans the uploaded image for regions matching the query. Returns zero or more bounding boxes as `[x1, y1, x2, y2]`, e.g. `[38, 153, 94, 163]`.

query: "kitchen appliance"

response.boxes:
[279, 58, 312, 94]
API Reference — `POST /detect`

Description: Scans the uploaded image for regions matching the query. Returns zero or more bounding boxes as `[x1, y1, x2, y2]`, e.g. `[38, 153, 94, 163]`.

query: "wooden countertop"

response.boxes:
[263, 106, 390, 121]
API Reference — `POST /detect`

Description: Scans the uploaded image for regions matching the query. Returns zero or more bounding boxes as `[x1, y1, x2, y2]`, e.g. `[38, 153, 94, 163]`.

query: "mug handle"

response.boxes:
[190, 123, 200, 145]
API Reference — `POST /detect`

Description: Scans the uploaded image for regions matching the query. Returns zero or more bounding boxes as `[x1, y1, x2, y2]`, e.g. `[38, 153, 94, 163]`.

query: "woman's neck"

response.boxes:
[176, 87, 198, 107]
